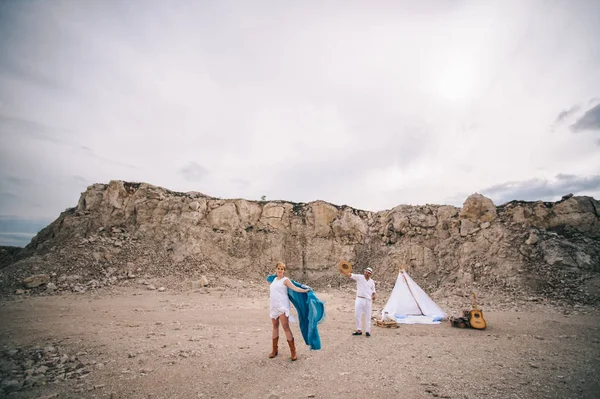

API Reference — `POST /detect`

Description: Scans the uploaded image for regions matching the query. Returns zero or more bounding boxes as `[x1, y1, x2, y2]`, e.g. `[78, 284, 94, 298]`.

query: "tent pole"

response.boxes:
[401, 271, 424, 315]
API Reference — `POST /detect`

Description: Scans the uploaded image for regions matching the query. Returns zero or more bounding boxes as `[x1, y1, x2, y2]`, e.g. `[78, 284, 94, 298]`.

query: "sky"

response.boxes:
[1, 0, 599, 247]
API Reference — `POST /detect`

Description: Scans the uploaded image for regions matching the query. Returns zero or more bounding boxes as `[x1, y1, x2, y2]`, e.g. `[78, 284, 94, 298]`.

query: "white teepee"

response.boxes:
[381, 269, 447, 323]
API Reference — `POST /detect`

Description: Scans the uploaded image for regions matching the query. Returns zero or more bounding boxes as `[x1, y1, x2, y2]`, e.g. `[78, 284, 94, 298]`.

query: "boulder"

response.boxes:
[460, 193, 497, 223]
[525, 233, 539, 245]
[191, 276, 209, 289]
[22, 275, 50, 288]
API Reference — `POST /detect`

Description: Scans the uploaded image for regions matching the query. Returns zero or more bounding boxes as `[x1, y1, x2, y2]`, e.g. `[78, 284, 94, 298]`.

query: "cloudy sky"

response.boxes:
[1, 0, 599, 246]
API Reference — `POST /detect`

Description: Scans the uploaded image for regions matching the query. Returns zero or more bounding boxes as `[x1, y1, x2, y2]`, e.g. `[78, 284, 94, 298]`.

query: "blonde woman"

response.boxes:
[268, 262, 309, 360]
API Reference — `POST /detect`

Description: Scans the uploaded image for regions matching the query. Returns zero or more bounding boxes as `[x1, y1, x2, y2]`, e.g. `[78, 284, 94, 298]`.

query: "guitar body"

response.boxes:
[468, 309, 486, 330]
[468, 293, 487, 329]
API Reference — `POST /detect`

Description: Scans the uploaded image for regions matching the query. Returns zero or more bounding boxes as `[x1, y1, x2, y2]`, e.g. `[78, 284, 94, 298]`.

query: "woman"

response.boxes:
[269, 262, 309, 361]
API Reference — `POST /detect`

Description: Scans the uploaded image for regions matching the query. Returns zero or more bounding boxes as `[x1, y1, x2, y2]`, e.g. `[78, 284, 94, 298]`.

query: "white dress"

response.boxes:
[270, 277, 291, 319]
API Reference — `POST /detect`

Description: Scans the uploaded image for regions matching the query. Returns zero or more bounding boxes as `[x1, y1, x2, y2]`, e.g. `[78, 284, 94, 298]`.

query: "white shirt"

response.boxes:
[351, 274, 376, 299]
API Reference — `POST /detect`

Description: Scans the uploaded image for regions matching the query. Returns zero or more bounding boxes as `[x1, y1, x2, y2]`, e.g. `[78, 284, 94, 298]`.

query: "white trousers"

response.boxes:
[355, 297, 372, 333]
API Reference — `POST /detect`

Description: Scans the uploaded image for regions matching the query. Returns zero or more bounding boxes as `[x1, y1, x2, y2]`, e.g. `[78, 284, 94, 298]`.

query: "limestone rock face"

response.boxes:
[235, 200, 262, 228]
[260, 203, 291, 230]
[104, 180, 128, 209]
[459, 219, 479, 237]
[331, 209, 368, 241]
[2, 180, 599, 305]
[546, 197, 600, 237]
[207, 203, 240, 231]
[309, 201, 338, 237]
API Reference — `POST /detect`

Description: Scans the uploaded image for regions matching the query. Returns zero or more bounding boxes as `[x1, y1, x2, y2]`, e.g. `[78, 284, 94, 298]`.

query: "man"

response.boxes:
[342, 266, 376, 337]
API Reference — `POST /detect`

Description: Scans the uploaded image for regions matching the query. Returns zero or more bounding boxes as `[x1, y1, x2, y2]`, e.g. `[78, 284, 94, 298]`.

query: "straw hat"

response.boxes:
[338, 260, 352, 274]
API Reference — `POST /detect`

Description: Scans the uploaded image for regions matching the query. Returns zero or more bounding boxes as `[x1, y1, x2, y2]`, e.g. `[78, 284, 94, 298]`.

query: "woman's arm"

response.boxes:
[284, 279, 309, 293]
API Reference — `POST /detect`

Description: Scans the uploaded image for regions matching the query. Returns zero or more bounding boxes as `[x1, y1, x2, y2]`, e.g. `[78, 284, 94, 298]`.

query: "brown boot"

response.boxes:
[287, 338, 297, 361]
[268, 337, 279, 358]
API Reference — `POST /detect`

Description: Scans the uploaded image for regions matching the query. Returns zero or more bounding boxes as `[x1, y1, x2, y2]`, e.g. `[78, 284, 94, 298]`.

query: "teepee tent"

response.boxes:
[381, 269, 447, 324]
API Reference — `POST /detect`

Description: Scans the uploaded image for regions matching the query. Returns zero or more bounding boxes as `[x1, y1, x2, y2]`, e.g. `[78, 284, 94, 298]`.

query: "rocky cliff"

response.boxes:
[1, 181, 599, 304]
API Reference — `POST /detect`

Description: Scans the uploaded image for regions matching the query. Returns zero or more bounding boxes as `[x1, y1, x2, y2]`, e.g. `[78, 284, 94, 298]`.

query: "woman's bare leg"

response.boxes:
[279, 314, 293, 341]
[271, 317, 280, 339]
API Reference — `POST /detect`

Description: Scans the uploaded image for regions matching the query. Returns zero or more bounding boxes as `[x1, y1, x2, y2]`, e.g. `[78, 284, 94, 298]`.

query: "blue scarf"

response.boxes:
[267, 274, 325, 350]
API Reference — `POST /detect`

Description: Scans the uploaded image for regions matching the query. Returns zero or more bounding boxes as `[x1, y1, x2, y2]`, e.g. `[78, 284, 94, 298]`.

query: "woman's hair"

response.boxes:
[276, 262, 286, 271]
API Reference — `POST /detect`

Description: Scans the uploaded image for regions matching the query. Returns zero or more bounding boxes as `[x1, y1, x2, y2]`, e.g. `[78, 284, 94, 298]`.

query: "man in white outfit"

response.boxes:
[342, 267, 376, 337]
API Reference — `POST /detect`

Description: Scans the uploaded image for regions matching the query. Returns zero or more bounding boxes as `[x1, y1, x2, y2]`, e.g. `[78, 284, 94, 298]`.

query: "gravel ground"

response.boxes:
[0, 286, 599, 399]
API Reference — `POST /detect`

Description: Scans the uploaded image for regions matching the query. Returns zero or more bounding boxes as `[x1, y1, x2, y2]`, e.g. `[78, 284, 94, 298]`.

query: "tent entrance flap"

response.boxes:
[401, 271, 424, 315]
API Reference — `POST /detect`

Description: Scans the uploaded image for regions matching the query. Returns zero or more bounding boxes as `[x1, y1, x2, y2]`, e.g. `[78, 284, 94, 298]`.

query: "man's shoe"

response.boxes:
[352, 331, 362, 336]
[366, 332, 371, 337]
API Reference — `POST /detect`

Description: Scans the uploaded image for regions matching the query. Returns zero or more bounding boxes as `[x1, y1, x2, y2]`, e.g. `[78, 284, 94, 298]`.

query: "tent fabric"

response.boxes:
[266, 274, 325, 350]
[395, 315, 444, 324]
[381, 270, 447, 322]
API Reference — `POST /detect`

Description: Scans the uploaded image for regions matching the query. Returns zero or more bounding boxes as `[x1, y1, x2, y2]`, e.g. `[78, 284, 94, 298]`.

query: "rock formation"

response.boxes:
[1, 181, 599, 305]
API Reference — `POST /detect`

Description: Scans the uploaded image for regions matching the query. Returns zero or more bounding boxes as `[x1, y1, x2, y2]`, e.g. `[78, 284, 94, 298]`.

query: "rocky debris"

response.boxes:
[0, 247, 21, 269]
[0, 180, 598, 307]
[0, 345, 92, 395]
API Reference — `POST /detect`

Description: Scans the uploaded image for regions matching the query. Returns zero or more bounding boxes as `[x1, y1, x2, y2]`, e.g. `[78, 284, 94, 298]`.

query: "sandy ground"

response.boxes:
[1, 286, 599, 399]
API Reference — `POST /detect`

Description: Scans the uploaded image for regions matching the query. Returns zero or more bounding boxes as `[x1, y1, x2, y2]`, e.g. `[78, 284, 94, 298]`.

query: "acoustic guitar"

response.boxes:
[468, 292, 487, 330]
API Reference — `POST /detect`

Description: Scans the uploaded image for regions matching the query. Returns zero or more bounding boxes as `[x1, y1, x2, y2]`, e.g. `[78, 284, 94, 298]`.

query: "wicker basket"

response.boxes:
[376, 320, 399, 328]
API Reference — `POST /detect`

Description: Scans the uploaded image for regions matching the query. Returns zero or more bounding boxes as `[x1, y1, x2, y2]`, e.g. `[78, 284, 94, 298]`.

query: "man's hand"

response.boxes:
[372, 293, 376, 300]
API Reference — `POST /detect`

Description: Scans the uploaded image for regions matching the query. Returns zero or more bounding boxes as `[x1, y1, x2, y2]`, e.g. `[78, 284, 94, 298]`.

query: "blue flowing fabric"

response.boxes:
[266, 274, 325, 350]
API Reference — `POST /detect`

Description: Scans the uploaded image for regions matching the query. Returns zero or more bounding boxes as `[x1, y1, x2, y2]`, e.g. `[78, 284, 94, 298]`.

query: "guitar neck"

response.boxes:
[472, 293, 479, 310]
